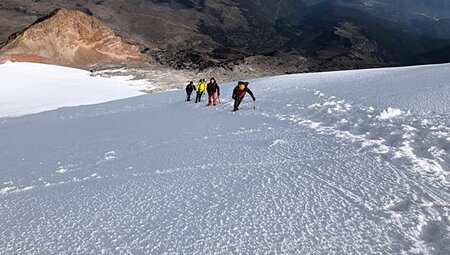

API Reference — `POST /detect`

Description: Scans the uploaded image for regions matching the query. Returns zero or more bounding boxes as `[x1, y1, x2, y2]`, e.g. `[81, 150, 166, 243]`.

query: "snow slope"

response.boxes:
[0, 63, 449, 254]
[0, 62, 147, 117]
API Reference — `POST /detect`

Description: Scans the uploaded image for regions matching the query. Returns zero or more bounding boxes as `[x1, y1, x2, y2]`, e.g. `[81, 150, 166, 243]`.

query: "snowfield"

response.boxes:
[0, 63, 449, 254]
[0, 62, 147, 117]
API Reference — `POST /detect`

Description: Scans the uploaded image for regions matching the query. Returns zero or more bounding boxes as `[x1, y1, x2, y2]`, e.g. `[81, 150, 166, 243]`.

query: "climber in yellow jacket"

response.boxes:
[195, 79, 207, 103]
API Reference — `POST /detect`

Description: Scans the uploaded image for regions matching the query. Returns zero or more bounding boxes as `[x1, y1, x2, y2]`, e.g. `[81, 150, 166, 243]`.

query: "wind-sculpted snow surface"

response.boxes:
[0, 64, 449, 254]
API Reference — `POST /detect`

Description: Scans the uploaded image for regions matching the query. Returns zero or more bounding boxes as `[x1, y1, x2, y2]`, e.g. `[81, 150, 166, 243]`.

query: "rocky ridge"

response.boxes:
[0, 8, 151, 68]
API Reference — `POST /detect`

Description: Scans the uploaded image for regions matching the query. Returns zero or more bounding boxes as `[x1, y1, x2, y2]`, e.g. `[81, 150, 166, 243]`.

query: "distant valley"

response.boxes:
[0, 0, 449, 83]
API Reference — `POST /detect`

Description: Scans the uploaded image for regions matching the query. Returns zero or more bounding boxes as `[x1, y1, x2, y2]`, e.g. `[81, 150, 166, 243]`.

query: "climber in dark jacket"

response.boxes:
[185, 81, 195, 101]
[206, 77, 220, 106]
[232, 81, 255, 111]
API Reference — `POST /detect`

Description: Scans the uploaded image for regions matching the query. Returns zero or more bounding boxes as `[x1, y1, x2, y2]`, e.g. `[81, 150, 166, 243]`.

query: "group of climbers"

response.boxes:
[185, 78, 255, 111]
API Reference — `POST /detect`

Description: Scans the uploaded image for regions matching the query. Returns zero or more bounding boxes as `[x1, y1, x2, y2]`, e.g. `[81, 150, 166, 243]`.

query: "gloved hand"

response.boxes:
[253, 97, 256, 101]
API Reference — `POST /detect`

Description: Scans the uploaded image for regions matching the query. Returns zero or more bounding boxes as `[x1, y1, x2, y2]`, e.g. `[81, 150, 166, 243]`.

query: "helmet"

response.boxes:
[239, 84, 246, 90]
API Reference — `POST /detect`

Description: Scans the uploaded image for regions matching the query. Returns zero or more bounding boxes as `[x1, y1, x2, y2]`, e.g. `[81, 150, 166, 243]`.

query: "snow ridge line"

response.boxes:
[0, 158, 310, 197]
[0, 173, 103, 197]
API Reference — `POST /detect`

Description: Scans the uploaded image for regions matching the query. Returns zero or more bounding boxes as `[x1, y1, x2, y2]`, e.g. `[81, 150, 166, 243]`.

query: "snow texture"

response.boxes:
[0, 63, 449, 254]
[0, 61, 146, 117]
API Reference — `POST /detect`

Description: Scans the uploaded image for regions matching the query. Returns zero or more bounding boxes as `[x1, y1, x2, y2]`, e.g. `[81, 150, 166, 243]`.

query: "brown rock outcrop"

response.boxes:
[0, 8, 151, 68]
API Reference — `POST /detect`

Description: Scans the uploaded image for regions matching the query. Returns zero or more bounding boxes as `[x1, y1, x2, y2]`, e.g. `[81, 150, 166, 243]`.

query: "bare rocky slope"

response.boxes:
[0, 8, 151, 68]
